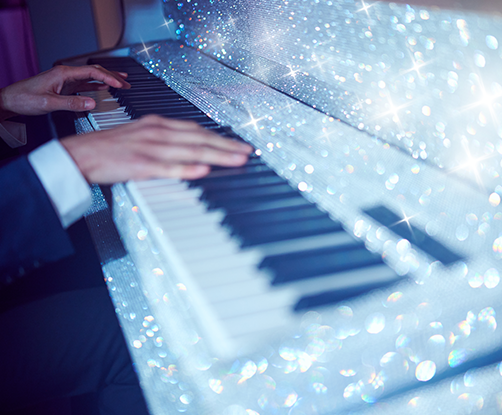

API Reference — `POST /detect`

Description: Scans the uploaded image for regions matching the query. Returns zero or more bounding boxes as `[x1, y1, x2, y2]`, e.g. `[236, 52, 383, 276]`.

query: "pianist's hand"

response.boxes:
[0, 65, 130, 121]
[60, 115, 253, 183]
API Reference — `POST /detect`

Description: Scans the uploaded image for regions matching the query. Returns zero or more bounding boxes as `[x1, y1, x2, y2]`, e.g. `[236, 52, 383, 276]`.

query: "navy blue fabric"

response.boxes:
[0, 156, 74, 284]
[0, 286, 149, 415]
[0, 153, 149, 414]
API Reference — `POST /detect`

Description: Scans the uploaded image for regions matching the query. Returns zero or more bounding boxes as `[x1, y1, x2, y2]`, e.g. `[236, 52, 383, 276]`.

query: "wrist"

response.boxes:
[0, 87, 16, 122]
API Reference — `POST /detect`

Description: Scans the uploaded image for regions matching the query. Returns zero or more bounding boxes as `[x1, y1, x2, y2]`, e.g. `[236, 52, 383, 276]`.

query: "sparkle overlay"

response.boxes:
[82, 0, 502, 414]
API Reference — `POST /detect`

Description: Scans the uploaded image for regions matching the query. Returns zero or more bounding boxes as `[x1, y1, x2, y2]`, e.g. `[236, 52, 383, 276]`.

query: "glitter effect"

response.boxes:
[84, 0, 502, 414]
[449, 349, 469, 367]
[416, 361, 436, 381]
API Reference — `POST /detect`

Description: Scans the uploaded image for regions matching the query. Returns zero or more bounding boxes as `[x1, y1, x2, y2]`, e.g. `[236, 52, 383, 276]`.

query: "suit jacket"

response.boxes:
[0, 155, 74, 285]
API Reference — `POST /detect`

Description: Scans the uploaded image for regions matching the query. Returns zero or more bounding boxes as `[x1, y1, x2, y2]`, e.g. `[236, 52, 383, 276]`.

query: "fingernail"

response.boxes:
[240, 143, 253, 152]
[119, 72, 128, 77]
[84, 99, 93, 109]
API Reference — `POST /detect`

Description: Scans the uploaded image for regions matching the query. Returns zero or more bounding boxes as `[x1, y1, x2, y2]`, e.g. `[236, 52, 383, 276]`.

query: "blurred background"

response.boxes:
[0, 0, 170, 88]
[1, 0, 500, 88]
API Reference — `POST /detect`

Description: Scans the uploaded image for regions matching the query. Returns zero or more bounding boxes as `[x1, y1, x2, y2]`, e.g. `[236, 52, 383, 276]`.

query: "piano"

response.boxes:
[73, 0, 502, 413]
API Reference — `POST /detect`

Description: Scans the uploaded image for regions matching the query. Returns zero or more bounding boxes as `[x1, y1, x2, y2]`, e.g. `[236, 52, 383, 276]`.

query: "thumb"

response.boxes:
[51, 94, 96, 112]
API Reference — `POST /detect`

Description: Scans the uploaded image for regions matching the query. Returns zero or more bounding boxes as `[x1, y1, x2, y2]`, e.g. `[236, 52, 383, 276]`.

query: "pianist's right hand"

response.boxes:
[60, 115, 253, 183]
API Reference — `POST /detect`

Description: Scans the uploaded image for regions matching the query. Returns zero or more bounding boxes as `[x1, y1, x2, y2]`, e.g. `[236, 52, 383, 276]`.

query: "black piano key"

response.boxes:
[236, 216, 344, 247]
[363, 205, 463, 265]
[208, 158, 265, 173]
[201, 183, 293, 204]
[132, 112, 215, 124]
[117, 91, 182, 104]
[121, 78, 167, 85]
[194, 173, 285, 192]
[223, 204, 330, 229]
[260, 244, 383, 285]
[214, 193, 309, 214]
[131, 108, 204, 119]
[125, 99, 193, 113]
[206, 188, 300, 211]
[189, 165, 274, 184]
[131, 105, 203, 115]
[126, 104, 197, 116]
[116, 87, 178, 95]
[294, 278, 400, 311]
[126, 100, 194, 109]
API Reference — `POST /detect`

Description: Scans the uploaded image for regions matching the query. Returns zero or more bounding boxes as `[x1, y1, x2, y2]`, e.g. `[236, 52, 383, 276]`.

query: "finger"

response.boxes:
[115, 71, 129, 79]
[140, 142, 250, 167]
[136, 116, 253, 153]
[64, 65, 131, 89]
[154, 127, 253, 154]
[139, 162, 211, 181]
[75, 83, 110, 93]
[49, 94, 96, 112]
[138, 115, 205, 132]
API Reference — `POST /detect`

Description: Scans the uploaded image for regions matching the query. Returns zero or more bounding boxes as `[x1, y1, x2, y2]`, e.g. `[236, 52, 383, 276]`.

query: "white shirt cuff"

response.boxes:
[0, 121, 27, 148]
[28, 139, 92, 229]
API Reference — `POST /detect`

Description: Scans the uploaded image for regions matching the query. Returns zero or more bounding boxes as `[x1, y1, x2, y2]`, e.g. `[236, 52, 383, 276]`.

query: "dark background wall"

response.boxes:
[26, 0, 98, 71]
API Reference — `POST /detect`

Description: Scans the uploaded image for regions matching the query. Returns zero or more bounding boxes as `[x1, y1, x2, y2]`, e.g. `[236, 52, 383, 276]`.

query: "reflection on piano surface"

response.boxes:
[78, 1, 502, 414]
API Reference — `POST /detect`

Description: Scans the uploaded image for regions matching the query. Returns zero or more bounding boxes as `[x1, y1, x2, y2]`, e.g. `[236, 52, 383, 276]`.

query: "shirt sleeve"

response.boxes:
[0, 121, 27, 148]
[28, 139, 92, 229]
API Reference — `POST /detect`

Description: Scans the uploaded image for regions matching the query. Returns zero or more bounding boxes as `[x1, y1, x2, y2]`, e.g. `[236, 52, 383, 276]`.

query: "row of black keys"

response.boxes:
[88, 57, 399, 309]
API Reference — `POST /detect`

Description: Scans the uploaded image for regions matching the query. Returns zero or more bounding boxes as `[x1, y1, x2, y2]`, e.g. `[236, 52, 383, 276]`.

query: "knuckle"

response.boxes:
[141, 114, 161, 124]
[191, 144, 208, 160]
[40, 97, 50, 111]
[66, 97, 79, 110]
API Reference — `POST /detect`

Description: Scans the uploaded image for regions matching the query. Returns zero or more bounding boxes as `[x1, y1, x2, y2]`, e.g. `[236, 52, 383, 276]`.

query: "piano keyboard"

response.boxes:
[85, 57, 402, 352]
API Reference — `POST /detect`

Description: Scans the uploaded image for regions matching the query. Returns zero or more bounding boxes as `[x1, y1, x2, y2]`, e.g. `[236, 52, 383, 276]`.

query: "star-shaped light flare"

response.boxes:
[158, 18, 174, 30]
[370, 95, 411, 132]
[236, 110, 266, 135]
[390, 209, 420, 240]
[446, 139, 496, 191]
[138, 39, 156, 58]
[284, 65, 300, 81]
[458, 77, 502, 128]
[400, 51, 433, 79]
[356, 0, 379, 20]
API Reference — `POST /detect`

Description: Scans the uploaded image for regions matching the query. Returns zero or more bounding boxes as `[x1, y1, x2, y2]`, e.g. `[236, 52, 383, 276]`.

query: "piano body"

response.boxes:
[74, 0, 502, 413]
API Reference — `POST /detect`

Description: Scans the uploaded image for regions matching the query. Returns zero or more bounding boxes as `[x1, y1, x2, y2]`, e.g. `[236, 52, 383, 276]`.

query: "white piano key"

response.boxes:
[201, 278, 272, 303]
[174, 231, 233, 252]
[211, 289, 297, 319]
[158, 211, 225, 232]
[135, 178, 182, 189]
[187, 250, 262, 275]
[196, 269, 259, 288]
[154, 205, 216, 221]
[222, 308, 294, 338]
[138, 182, 190, 195]
[165, 221, 229, 241]
[142, 189, 202, 206]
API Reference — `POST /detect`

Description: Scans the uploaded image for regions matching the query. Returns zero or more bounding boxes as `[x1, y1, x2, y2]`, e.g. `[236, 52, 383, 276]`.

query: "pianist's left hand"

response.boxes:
[0, 65, 131, 121]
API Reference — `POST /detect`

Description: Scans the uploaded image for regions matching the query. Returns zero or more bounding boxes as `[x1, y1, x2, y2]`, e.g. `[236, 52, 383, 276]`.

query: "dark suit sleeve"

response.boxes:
[0, 156, 74, 285]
